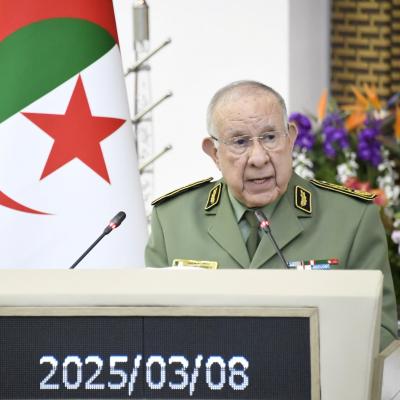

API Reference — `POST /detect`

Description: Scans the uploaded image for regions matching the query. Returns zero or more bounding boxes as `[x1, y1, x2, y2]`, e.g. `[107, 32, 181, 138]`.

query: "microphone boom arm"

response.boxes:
[255, 210, 288, 269]
[69, 232, 106, 270]
[69, 211, 126, 270]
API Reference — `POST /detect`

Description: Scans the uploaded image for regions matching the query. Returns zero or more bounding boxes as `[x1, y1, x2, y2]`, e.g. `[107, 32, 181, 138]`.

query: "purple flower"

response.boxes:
[289, 112, 314, 150]
[323, 141, 336, 158]
[387, 93, 400, 109]
[321, 112, 349, 157]
[357, 117, 382, 166]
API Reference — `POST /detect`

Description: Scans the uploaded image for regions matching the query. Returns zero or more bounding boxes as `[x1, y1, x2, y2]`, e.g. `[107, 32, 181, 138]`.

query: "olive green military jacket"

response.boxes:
[145, 173, 398, 350]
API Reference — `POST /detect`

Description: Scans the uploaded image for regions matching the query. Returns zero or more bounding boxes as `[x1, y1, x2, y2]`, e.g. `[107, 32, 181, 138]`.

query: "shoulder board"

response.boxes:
[151, 177, 213, 206]
[310, 179, 376, 201]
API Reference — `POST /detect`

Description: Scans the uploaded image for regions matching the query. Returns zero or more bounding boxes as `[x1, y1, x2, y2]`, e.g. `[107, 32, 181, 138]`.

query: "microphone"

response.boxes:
[254, 210, 288, 269]
[69, 211, 126, 269]
[103, 211, 126, 234]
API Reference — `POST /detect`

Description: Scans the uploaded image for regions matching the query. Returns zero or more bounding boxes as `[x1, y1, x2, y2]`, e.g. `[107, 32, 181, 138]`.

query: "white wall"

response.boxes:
[289, 0, 331, 114]
[114, 0, 330, 200]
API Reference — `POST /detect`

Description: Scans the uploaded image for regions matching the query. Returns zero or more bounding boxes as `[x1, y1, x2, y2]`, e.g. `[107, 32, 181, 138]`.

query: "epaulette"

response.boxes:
[310, 179, 376, 201]
[151, 177, 213, 206]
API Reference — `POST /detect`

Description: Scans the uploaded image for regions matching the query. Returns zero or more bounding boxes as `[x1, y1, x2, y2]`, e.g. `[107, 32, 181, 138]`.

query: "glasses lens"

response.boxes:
[260, 132, 278, 150]
[260, 132, 286, 150]
[230, 136, 251, 154]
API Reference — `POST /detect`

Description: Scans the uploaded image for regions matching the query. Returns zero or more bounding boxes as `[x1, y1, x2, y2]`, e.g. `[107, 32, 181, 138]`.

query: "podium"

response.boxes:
[0, 269, 396, 399]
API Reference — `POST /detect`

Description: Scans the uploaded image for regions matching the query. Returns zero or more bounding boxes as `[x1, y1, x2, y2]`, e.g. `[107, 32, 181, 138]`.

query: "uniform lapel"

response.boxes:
[206, 183, 250, 267]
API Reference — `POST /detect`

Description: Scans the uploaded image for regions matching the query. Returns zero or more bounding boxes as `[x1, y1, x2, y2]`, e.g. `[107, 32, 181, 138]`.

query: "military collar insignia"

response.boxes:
[204, 182, 222, 211]
[310, 179, 376, 201]
[151, 177, 213, 206]
[294, 185, 312, 214]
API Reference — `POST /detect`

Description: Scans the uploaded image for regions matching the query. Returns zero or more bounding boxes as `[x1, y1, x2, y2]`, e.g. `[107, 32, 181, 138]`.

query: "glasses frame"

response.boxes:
[210, 130, 289, 154]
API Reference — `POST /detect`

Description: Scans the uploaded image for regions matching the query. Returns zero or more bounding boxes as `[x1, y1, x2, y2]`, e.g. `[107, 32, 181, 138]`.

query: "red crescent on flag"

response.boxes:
[0, 191, 51, 215]
[0, 0, 119, 42]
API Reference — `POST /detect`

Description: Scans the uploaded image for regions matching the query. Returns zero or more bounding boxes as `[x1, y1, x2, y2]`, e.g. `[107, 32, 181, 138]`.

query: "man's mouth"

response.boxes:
[245, 177, 275, 193]
[247, 177, 272, 184]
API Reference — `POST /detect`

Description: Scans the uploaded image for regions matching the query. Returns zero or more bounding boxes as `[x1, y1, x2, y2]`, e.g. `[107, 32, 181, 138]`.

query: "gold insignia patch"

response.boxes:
[172, 259, 218, 269]
[295, 186, 312, 213]
[151, 177, 213, 206]
[204, 182, 222, 211]
[310, 179, 376, 201]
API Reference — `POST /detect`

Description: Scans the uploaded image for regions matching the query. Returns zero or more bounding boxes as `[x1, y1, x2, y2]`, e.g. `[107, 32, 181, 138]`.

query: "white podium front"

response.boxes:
[0, 269, 383, 399]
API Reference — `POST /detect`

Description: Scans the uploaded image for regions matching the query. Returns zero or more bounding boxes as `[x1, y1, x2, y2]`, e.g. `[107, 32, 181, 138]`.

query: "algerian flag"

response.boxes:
[0, 0, 147, 268]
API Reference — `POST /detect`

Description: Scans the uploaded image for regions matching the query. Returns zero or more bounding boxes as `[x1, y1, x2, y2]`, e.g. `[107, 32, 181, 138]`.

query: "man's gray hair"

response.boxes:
[206, 80, 288, 137]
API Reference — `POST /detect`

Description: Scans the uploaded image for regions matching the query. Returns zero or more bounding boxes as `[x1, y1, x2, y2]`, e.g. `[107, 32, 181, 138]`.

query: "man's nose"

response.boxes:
[247, 139, 270, 165]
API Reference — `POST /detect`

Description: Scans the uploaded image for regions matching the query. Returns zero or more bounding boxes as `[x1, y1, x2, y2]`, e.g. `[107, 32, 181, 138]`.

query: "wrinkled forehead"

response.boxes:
[213, 90, 286, 134]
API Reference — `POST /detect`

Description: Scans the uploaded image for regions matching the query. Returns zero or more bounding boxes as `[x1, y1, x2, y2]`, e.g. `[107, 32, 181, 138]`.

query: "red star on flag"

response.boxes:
[22, 75, 125, 183]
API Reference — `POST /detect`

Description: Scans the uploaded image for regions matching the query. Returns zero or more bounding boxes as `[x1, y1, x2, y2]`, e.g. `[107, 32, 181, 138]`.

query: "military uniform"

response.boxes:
[145, 173, 398, 350]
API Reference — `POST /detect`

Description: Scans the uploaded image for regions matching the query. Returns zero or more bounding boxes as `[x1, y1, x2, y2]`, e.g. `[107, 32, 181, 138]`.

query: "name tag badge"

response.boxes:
[172, 259, 218, 269]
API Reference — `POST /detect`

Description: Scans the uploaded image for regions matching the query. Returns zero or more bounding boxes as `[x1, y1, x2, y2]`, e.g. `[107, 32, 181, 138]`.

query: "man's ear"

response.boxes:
[288, 122, 298, 150]
[202, 137, 220, 169]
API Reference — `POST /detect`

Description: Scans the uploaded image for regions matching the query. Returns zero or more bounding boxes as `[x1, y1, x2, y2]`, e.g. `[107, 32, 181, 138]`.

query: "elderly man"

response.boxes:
[145, 80, 398, 350]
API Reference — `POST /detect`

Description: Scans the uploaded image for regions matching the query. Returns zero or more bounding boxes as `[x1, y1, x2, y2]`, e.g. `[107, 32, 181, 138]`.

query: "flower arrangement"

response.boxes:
[289, 85, 400, 304]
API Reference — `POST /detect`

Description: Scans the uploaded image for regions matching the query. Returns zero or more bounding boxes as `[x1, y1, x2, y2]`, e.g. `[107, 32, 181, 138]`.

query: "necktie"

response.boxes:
[244, 211, 260, 259]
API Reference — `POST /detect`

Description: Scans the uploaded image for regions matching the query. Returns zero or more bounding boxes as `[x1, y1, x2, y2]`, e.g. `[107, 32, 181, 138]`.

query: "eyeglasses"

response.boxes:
[211, 131, 288, 155]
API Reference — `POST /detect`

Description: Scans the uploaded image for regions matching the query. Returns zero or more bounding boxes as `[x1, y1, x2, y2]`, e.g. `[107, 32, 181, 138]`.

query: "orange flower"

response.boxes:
[395, 105, 400, 141]
[345, 178, 387, 207]
[345, 111, 366, 131]
[363, 83, 381, 110]
[343, 86, 368, 131]
[351, 85, 369, 108]
[342, 85, 383, 131]
[370, 189, 387, 207]
[317, 89, 328, 122]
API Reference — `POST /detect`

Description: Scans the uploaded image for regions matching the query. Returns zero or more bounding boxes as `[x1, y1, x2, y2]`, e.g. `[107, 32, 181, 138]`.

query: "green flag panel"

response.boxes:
[0, 18, 115, 123]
